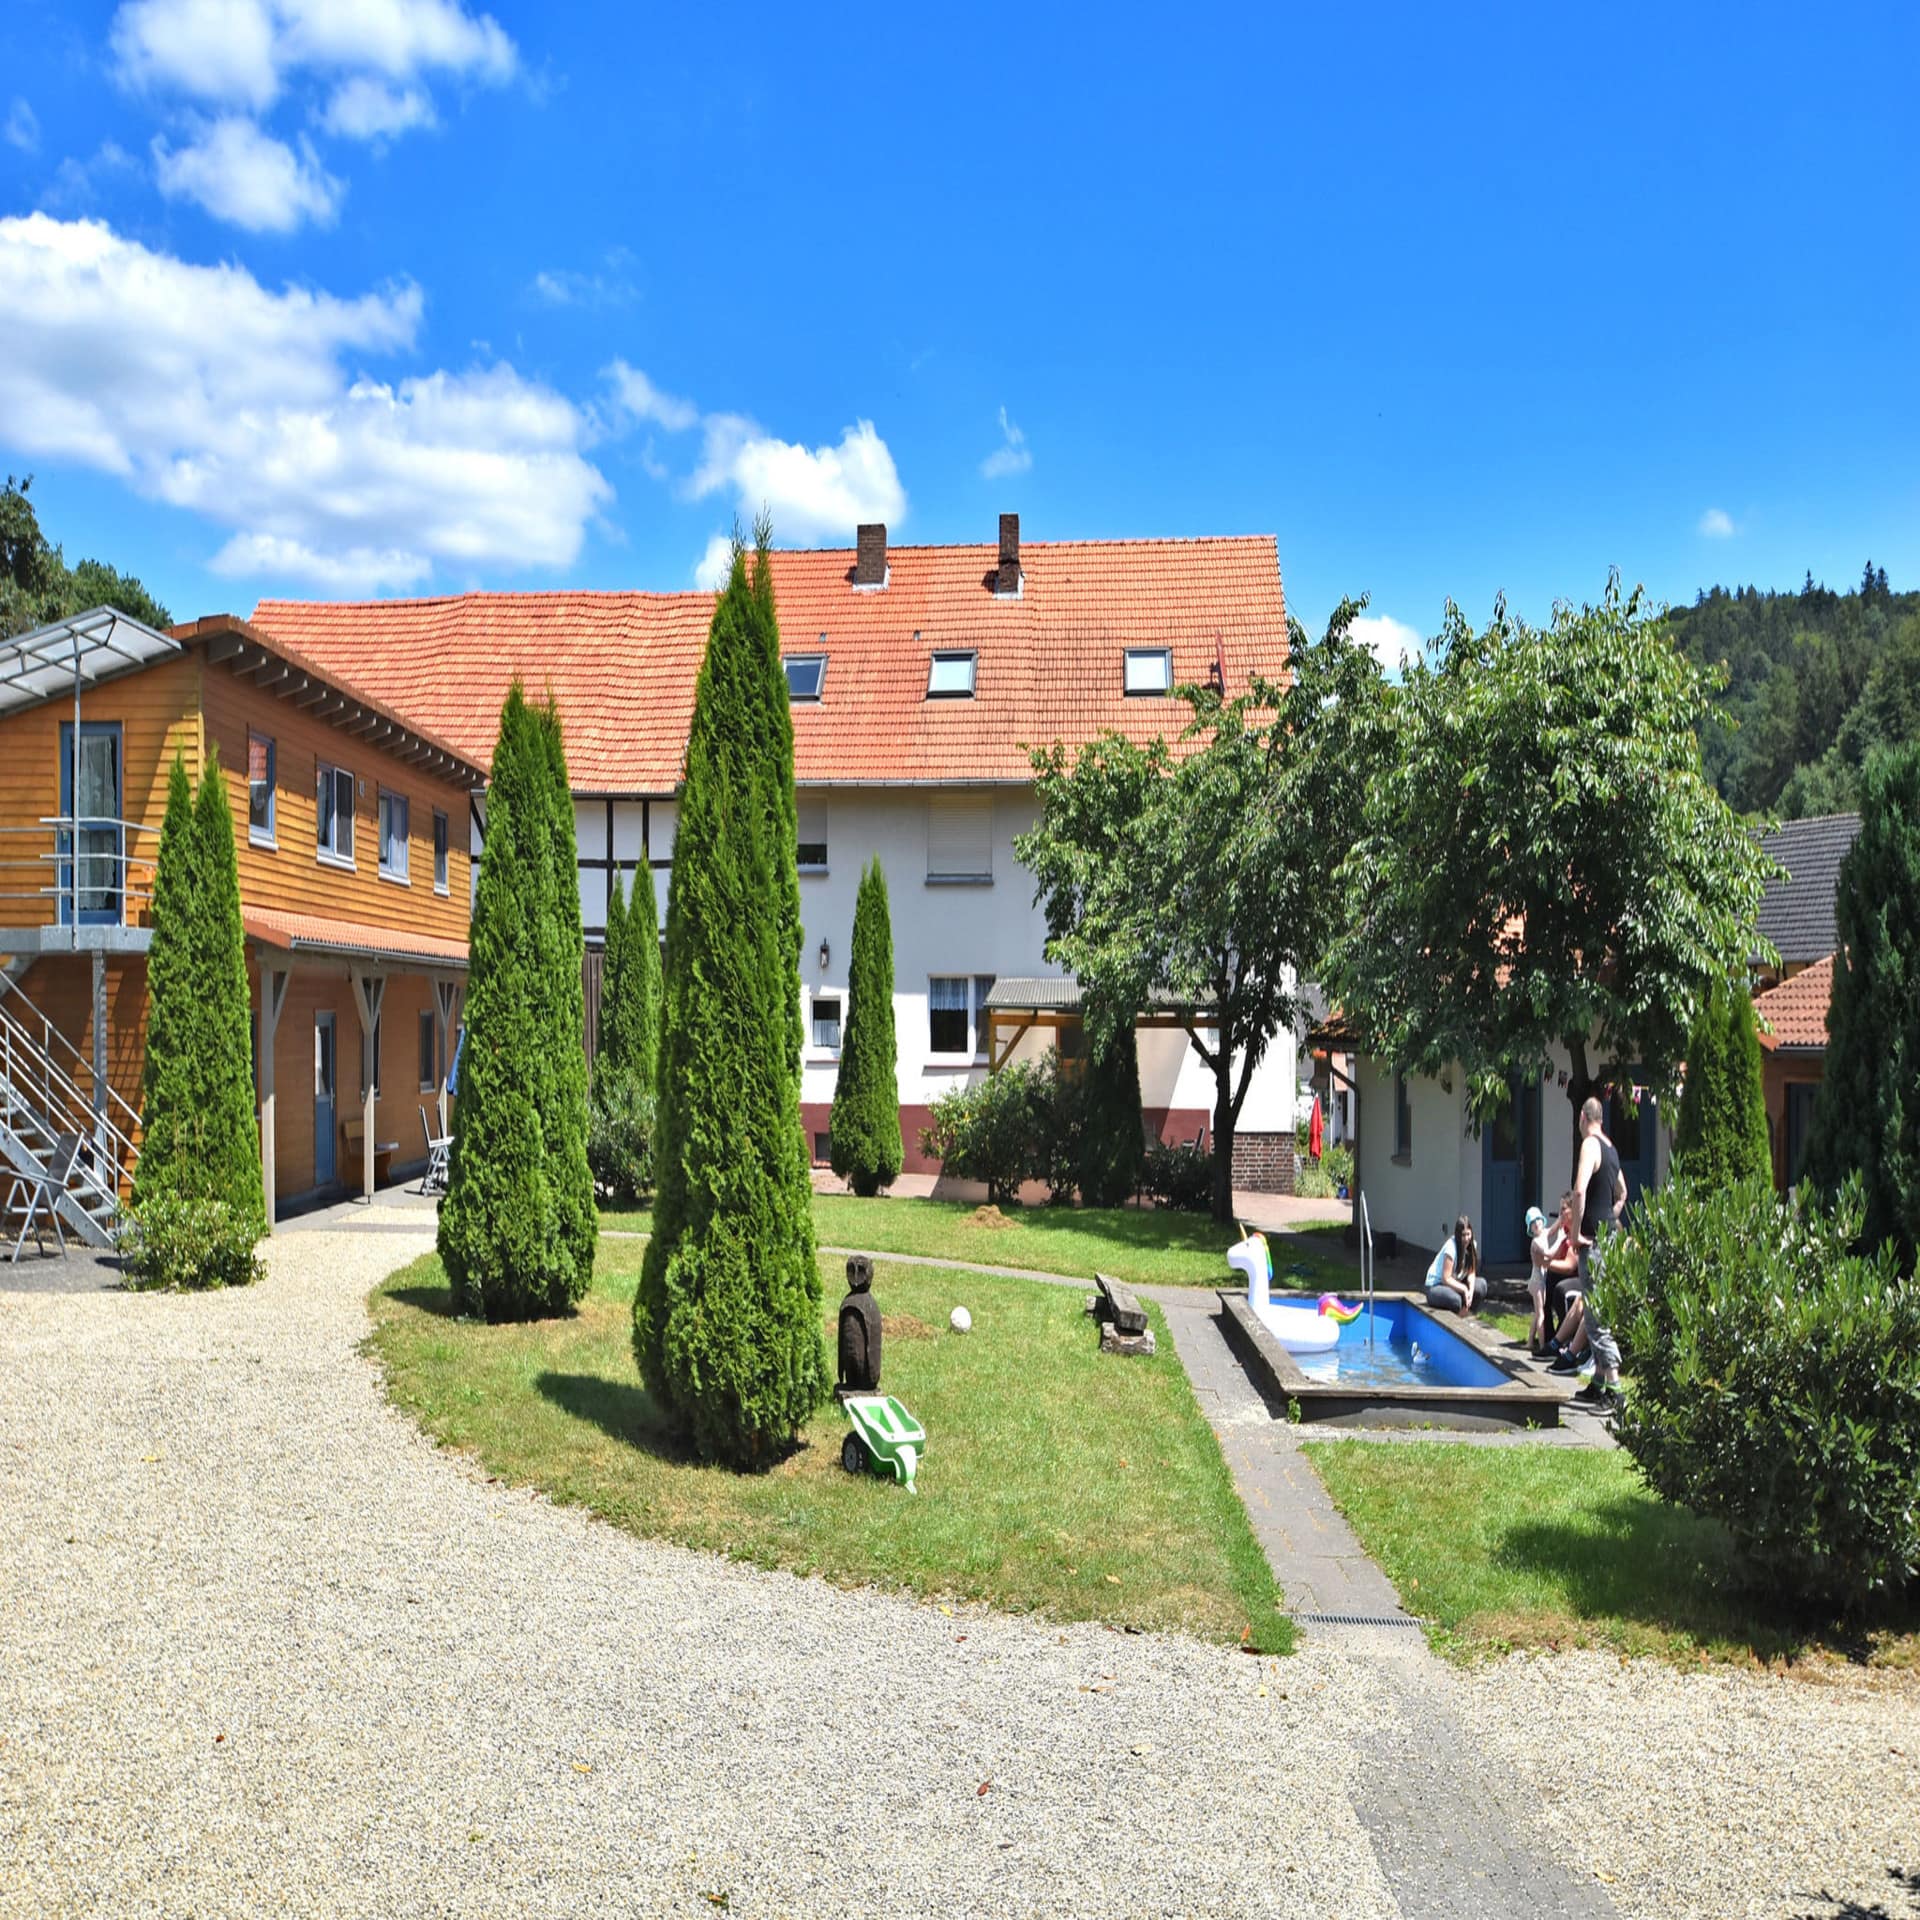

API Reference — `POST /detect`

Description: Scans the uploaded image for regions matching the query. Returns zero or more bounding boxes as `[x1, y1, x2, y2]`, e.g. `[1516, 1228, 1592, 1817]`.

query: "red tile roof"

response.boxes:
[250, 536, 1286, 792]
[1754, 952, 1834, 1052]
[244, 908, 468, 971]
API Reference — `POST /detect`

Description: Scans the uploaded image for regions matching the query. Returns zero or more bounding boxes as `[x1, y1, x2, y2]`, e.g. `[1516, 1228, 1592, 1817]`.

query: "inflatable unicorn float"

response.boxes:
[1226, 1228, 1362, 1352]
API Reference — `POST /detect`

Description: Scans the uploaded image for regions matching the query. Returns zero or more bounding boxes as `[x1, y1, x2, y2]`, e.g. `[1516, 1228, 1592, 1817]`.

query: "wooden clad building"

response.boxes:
[0, 609, 483, 1232]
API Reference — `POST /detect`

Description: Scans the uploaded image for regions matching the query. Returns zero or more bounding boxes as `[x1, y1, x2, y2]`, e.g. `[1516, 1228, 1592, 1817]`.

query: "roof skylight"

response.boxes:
[927, 651, 977, 699]
[1124, 647, 1172, 695]
[784, 653, 827, 702]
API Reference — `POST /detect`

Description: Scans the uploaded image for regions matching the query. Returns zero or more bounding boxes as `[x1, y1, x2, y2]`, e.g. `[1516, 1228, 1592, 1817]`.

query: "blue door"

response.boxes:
[314, 1014, 337, 1187]
[1607, 1072, 1661, 1213]
[1481, 1075, 1540, 1263]
[57, 722, 123, 925]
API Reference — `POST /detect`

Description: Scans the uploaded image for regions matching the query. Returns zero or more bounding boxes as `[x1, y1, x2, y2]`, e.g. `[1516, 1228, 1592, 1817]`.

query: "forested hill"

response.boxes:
[1665, 563, 1920, 820]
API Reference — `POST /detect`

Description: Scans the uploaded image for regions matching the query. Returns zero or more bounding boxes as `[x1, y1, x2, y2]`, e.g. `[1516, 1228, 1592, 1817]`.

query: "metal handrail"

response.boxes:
[0, 977, 142, 1167]
[0, 817, 161, 926]
[1360, 1189, 1375, 1348]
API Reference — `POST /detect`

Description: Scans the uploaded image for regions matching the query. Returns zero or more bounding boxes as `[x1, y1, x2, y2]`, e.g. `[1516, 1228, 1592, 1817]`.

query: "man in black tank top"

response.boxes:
[1562, 1094, 1625, 1414]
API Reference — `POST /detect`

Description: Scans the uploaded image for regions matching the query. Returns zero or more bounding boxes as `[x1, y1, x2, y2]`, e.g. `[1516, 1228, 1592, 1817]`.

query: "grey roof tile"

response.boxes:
[1755, 812, 1860, 963]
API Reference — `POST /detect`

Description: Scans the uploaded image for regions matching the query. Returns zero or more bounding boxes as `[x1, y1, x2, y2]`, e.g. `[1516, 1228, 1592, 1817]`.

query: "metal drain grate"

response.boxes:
[1292, 1610, 1422, 1629]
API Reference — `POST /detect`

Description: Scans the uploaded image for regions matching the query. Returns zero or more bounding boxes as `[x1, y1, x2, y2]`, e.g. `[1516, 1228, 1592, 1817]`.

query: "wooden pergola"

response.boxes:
[982, 977, 1219, 1072]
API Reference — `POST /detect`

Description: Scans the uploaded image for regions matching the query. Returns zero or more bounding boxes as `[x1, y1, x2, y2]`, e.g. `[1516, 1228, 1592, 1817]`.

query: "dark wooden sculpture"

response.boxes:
[837, 1254, 882, 1395]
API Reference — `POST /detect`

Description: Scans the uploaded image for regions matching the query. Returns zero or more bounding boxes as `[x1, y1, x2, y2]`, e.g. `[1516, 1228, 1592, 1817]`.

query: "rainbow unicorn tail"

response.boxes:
[1317, 1293, 1363, 1323]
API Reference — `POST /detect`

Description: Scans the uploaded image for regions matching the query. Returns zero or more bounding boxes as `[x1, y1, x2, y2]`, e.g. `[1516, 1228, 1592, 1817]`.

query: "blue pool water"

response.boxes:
[1267, 1297, 1510, 1391]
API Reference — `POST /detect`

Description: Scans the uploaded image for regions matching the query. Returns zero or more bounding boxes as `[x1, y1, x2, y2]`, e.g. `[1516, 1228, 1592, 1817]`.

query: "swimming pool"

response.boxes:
[1255, 1296, 1509, 1391]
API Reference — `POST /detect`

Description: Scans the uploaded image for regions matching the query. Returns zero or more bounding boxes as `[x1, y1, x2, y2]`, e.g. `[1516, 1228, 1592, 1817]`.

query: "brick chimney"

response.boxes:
[995, 512, 1021, 596]
[854, 522, 887, 588]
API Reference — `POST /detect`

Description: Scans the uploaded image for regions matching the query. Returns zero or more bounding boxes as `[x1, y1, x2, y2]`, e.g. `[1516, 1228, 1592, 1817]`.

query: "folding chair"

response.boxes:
[416, 1105, 452, 1196]
[6, 1131, 80, 1263]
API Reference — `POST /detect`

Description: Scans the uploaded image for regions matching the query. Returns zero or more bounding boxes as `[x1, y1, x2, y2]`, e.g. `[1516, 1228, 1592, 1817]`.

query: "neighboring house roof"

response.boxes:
[243, 907, 469, 971]
[1754, 952, 1834, 1053]
[249, 533, 1286, 794]
[1756, 813, 1860, 965]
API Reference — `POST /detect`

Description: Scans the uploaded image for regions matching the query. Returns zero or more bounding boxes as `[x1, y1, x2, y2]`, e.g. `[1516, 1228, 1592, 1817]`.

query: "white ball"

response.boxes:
[949, 1305, 972, 1334]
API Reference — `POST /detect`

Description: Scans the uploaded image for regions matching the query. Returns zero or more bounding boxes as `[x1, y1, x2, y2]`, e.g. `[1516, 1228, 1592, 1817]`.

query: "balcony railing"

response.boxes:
[0, 817, 160, 929]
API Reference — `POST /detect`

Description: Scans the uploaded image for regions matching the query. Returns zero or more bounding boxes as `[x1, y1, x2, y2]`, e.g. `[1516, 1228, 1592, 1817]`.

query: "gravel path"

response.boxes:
[2, 1205, 1913, 1919]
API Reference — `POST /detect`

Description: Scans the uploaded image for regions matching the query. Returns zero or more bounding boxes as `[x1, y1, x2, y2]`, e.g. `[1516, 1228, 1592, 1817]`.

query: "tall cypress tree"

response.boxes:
[1674, 974, 1769, 1189]
[635, 535, 827, 1466]
[1806, 743, 1920, 1265]
[829, 856, 902, 1195]
[440, 686, 579, 1319]
[599, 860, 630, 1068]
[132, 750, 263, 1239]
[598, 858, 661, 1095]
[1078, 1011, 1147, 1209]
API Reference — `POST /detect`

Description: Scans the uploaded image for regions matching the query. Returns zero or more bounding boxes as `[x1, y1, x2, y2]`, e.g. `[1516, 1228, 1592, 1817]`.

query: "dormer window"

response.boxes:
[927, 651, 977, 699]
[1124, 647, 1173, 695]
[784, 653, 826, 702]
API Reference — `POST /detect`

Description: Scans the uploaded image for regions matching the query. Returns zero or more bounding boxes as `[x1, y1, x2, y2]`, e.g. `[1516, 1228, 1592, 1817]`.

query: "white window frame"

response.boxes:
[433, 808, 450, 895]
[378, 788, 410, 884]
[1124, 647, 1173, 696]
[927, 795, 993, 885]
[317, 762, 355, 868]
[784, 654, 827, 702]
[928, 975, 971, 1057]
[811, 993, 842, 1053]
[796, 796, 828, 874]
[926, 651, 977, 699]
[248, 731, 276, 847]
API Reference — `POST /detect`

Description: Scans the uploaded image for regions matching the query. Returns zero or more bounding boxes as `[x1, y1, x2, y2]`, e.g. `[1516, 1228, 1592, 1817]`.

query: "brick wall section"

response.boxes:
[1230, 1129, 1296, 1195]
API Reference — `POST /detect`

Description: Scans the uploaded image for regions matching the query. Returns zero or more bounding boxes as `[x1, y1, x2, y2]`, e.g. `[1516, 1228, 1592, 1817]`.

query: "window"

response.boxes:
[378, 790, 410, 881]
[797, 797, 827, 873]
[1124, 648, 1173, 695]
[433, 809, 449, 894]
[1393, 1070, 1412, 1161]
[360, 1017, 382, 1098]
[929, 976, 970, 1054]
[418, 1010, 436, 1091]
[973, 974, 995, 1059]
[784, 654, 826, 701]
[317, 763, 354, 864]
[812, 994, 842, 1051]
[248, 733, 276, 844]
[927, 795, 992, 884]
[927, 651, 977, 699]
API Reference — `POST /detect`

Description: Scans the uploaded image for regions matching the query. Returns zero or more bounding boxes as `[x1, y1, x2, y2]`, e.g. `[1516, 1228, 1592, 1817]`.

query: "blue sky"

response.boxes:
[1, 0, 1915, 660]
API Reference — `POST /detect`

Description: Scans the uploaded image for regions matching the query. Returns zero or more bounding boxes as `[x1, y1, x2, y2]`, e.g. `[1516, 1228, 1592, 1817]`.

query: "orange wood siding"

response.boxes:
[201, 661, 472, 938]
[0, 658, 202, 931]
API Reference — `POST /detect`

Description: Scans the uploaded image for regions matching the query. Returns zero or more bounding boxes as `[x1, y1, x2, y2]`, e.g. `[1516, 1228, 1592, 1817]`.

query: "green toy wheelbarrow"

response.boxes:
[839, 1394, 926, 1494]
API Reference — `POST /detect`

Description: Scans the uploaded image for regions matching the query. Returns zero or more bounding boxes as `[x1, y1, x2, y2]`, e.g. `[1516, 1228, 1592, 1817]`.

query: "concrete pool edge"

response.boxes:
[1219, 1289, 1571, 1430]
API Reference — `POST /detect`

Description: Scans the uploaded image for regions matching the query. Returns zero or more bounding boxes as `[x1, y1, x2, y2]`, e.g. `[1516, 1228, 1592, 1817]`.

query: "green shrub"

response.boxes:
[588, 1068, 654, 1203]
[1294, 1161, 1334, 1199]
[1673, 972, 1769, 1188]
[120, 1192, 264, 1291]
[1597, 1174, 1920, 1610]
[920, 1064, 1043, 1203]
[1324, 1142, 1355, 1192]
[1031, 1051, 1087, 1204]
[1077, 1017, 1146, 1208]
[1144, 1139, 1216, 1212]
[828, 857, 903, 1195]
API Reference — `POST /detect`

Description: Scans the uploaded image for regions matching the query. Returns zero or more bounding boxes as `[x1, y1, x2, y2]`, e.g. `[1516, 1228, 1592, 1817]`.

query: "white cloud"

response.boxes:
[318, 75, 435, 140]
[111, 0, 515, 108]
[692, 533, 732, 590]
[692, 414, 905, 546]
[154, 117, 343, 231]
[533, 257, 639, 311]
[4, 98, 40, 153]
[1349, 612, 1421, 673]
[1698, 506, 1736, 539]
[980, 404, 1031, 480]
[0, 213, 610, 592]
[604, 360, 696, 430]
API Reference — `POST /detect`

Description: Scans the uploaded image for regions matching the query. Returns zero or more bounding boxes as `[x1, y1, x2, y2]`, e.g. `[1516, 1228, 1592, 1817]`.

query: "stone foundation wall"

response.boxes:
[1230, 1129, 1296, 1195]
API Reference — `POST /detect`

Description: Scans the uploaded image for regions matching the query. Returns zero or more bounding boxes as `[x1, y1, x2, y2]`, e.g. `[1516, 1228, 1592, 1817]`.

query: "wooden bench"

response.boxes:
[341, 1117, 400, 1191]
[1086, 1271, 1156, 1357]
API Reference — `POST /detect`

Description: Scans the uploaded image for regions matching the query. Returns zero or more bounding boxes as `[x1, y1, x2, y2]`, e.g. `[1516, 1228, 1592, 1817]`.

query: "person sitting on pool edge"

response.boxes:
[1424, 1214, 1485, 1315]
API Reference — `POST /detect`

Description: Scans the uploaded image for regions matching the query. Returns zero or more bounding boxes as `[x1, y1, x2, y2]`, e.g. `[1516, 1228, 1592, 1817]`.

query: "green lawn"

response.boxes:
[601, 1192, 1344, 1292]
[1306, 1440, 1919, 1667]
[369, 1239, 1293, 1650]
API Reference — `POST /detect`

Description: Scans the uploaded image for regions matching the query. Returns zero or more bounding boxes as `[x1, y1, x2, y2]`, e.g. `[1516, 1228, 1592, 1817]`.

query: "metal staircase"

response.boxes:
[0, 979, 139, 1250]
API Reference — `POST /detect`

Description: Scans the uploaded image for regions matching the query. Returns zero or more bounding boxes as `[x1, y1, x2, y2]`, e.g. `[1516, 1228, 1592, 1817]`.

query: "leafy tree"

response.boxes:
[1326, 576, 1778, 1150]
[1672, 974, 1770, 1188]
[1, 476, 171, 638]
[1804, 743, 1920, 1267]
[1077, 1013, 1146, 1208]
[131, 752, 265, 1242]
[829, 856, 902, 1195]
[635, 529, 826, 1466]
[439, 686, 582, 1319]
[1018, 601, 1387, 1221]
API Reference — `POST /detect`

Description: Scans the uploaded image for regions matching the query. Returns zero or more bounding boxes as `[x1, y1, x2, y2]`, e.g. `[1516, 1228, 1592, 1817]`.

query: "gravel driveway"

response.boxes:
[1, 1201, 1913, 1919]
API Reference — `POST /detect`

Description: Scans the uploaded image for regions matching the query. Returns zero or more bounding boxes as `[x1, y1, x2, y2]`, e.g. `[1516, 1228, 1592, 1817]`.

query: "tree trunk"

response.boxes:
[1210, 1056, 1236, 1223]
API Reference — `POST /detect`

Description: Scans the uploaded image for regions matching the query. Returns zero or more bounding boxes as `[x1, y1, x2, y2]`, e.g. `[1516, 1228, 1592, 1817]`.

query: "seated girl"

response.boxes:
[1424, 1214, 1485, 1316]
